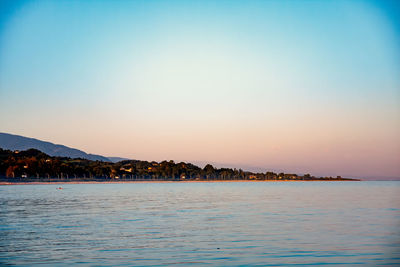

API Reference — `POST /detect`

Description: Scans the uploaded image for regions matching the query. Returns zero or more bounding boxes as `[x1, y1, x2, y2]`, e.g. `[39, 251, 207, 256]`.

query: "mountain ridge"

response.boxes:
[0, 132, 110, 162]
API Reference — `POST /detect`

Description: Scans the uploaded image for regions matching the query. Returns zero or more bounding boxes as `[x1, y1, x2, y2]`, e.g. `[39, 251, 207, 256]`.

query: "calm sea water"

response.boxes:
[0, 181, 399, 266]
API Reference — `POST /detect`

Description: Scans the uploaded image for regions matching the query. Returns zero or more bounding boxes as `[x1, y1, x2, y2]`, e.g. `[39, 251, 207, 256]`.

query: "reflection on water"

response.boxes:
[0, 181, 399, 266]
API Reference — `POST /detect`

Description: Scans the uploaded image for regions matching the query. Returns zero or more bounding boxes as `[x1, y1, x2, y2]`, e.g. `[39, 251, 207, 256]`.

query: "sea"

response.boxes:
[0, 181, 399, 266]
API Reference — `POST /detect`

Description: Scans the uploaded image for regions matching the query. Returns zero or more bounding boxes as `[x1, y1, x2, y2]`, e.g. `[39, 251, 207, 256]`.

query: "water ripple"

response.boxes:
[0, 181, 399, 266]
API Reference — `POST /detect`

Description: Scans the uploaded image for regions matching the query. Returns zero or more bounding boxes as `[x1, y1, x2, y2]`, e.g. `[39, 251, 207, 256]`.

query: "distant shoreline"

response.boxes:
[0, 179, 360, 185]
[0, 148, 356, 183]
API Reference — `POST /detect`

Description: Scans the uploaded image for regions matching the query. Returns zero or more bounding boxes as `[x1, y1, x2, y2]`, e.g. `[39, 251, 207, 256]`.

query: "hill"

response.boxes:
[108, 156, 131, 163]
[0, 132, 110, 162]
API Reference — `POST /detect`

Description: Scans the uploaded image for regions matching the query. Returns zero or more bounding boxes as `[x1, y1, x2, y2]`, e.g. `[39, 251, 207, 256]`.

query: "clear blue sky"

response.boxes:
[0, 0, 399, 179]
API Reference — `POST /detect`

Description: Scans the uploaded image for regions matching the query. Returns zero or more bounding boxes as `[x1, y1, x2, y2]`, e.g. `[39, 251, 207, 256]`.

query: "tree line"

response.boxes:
[0, 148, 353, 181]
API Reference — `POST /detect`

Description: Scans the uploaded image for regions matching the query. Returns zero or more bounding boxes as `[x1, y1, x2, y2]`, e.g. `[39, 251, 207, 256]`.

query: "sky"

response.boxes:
[0, 0, 399, 179]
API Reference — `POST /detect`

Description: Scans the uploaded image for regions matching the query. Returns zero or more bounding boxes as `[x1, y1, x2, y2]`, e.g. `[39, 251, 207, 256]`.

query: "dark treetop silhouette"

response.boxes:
[0, 148, 357, 182]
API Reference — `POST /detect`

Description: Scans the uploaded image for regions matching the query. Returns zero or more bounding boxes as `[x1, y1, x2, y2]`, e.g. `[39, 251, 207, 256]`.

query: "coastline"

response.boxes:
[0, 179, 360, 185]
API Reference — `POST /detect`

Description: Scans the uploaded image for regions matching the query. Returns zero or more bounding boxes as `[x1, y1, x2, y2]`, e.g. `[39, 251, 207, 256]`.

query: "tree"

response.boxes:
[6, 166, 16, 178]
[203, 164, 215, 179]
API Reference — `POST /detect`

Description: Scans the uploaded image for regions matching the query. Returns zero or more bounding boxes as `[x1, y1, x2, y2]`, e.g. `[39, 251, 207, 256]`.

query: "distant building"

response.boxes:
[120, 167, 132, 172]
